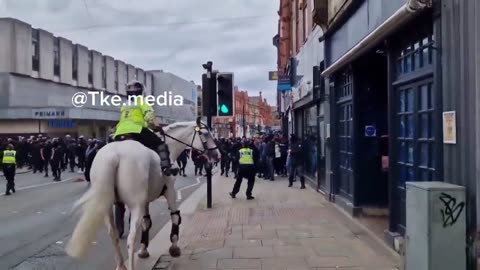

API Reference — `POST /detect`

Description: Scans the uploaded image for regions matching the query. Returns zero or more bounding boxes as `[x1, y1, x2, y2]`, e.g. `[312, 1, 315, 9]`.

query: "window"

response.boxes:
[72, 45, 78, 80]
[126, 68, 129, 83]
[114, 61, 119, 91]
[303, 3, 308, 40]
[32, 29, 39, 71]
[102, 57, 106, 88]
[88, 51, 93, 84]
[53, 38, 60, 76]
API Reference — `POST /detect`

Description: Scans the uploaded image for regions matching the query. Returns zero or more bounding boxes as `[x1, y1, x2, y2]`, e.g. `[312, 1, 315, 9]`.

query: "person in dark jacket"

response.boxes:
[192, 149, 206, 176]
[76, 137, 87, 173]
[288, 134, 305, 189]
[51, 140, 63, 181]
[40, 140, 53, 177]
[85, 140, 105, 182]
[31, 139, 43, 174]
[176, 148, 189, 177]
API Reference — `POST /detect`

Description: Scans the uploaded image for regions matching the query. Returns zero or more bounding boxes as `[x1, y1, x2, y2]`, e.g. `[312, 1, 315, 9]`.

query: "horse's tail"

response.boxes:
[66, 148, 119, 258]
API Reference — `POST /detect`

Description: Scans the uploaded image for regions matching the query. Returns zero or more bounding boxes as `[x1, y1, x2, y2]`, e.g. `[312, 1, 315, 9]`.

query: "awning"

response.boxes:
[321, 0, 431, 77]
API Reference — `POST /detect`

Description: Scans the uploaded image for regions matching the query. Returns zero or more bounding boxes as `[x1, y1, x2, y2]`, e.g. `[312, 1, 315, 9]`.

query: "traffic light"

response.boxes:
[201, 72, 217, 117]
[216, 72, 234, 117]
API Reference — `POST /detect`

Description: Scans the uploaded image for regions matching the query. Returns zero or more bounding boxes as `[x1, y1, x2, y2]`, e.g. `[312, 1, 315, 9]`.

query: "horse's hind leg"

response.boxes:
[105, 209, 127, 270]
[138, 205, 151, 258]
[127, 206, 143, 270]
[165, 182, 182, 257]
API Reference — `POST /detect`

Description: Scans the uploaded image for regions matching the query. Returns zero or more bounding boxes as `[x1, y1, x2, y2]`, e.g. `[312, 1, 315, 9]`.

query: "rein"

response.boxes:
[162, 124, 218, 155]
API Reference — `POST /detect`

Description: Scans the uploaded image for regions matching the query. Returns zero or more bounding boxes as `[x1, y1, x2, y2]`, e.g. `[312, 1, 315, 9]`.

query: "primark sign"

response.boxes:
[32, 109, 66, 119]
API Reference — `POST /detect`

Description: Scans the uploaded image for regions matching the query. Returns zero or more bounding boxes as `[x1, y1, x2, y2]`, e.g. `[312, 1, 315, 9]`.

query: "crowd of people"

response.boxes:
[1, 131, 310, 196]
[0, 134, 106, 183]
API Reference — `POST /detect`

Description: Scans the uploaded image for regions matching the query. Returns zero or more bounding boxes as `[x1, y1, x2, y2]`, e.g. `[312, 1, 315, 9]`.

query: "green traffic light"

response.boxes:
[220, 104, 229, 114]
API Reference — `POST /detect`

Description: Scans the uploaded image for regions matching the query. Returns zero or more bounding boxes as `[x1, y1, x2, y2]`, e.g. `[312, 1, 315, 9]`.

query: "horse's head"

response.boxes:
[163, 117, 220, 163]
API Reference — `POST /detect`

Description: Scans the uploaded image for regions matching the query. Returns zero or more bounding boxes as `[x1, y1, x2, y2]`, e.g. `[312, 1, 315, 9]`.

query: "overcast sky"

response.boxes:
[0, 0, 279, 104]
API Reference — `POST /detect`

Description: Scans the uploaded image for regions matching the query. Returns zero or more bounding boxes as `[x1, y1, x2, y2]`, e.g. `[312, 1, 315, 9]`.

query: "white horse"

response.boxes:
[66, 118, 220, 270]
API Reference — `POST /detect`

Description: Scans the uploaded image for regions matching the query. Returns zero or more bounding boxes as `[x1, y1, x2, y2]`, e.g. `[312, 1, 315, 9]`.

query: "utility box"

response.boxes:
[405, 181, 466, 270]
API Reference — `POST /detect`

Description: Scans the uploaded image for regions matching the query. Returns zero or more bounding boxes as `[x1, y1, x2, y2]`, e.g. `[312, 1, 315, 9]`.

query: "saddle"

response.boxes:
[114, 134, 137, 141]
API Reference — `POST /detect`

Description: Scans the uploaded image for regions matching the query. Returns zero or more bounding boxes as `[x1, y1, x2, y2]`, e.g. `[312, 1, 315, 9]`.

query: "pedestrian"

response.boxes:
[1, 144, 16, 195]
[51, 140, 63, 181]
[265, 135, 275, 181]
[229, 139, 258, 200]
[76, 136, 86, 173]
[176, 149, 189, 177]
[85, 140, 105, 182]
[288, 134, 306, 189]
[40, 140, 53, 177]
[192, 149, 206, 175]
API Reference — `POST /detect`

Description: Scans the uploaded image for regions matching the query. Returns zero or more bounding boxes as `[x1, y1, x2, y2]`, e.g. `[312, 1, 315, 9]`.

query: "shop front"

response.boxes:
[323, 0, 440, 242]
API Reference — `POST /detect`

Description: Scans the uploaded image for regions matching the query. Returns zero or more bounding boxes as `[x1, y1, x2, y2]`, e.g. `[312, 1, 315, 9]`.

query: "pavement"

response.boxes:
[0, 163, 205, 270]
[150, 174, 402, 270]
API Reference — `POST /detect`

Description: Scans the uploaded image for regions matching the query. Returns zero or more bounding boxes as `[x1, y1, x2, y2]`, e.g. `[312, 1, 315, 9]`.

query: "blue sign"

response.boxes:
[365, 125, 376, 137]
[48, 120, 76, 128]
[277, 74, 292, 91]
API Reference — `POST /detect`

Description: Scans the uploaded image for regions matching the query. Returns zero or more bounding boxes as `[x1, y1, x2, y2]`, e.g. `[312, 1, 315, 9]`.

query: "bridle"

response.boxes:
[161, 123, 218, 155]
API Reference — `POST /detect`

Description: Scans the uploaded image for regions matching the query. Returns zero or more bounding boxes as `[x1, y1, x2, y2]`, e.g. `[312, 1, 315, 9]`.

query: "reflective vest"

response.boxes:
[239, 148, 254, 165]
[2, 150, 16, 164]
[114, 96, 155, 137]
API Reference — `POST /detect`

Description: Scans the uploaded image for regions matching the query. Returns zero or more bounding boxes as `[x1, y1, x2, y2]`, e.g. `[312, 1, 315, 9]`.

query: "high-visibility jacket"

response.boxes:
[238, 148, 254, 165]
[2, 150, 16, 164]
[114, 96, 155, 137]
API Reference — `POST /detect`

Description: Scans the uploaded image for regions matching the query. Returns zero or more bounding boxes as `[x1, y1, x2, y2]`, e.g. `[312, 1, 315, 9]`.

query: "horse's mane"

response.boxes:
[163, 121, 195, 132]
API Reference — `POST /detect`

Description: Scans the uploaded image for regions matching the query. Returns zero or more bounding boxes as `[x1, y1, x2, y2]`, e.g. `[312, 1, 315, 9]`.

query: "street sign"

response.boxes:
[269, 71, 279, 80]
[365, 125, 377, 137]
[277, 74, 291, 91]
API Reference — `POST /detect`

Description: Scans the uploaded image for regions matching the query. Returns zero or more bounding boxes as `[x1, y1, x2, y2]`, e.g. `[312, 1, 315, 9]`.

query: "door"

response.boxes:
[393, 30, 436, 235]
[335, 71, 354, 200]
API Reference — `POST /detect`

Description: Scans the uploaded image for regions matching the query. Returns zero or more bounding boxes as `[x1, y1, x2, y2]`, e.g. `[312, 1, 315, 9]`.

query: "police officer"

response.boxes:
[114, 80, 179, 176]
[2, 144, 16, 195]
[229, 139, 258, 200]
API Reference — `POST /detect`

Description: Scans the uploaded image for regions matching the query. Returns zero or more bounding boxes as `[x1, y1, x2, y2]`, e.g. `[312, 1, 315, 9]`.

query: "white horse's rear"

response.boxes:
[66, 140, 152, 260]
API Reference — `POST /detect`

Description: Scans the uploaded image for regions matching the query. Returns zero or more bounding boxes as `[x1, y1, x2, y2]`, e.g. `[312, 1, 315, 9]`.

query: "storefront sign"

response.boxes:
[365, 125, 377, 137]
[269, 71, 279, 80]
[32, 109, 66, 119]
[48, 120, 76, 128]
[443, 111, 456, 144]
[277, 74, 291, 91]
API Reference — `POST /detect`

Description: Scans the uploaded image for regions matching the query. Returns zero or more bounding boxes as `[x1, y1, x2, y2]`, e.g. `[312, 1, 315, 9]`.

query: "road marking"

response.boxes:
[36, 211, 43, 214]
[56, 241, 63, 245]
[176, 177, 201, 201]
[11, 211, 18, 214]
[0, 176, 79, 197]
[92, 241, 97, 245]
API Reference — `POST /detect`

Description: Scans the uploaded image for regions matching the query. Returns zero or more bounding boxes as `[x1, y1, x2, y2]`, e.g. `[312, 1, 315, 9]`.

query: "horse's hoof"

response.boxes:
[169, 246, 181, 257]
[138, 249, 150, 259]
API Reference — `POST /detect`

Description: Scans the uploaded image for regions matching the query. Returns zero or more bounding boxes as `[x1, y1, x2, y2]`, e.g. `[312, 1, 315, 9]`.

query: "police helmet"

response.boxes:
[126, 80, 144, 97]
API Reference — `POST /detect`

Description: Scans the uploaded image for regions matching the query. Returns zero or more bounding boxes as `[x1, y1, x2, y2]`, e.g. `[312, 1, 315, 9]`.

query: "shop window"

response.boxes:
[53, 38, 60, 76]
[32, 29, 39, 71]
[72, 45, 78, 80]
[88, 51, 93, 84]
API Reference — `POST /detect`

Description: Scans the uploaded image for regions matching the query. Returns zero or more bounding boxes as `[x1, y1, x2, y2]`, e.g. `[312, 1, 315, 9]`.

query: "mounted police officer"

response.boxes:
[2, 144, 16, 195]
[229, 139, 258, 200]
[114, 80, 179, 176]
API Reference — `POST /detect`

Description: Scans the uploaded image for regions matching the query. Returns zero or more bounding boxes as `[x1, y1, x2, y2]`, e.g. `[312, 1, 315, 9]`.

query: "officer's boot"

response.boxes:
[157, 143, 179, 176]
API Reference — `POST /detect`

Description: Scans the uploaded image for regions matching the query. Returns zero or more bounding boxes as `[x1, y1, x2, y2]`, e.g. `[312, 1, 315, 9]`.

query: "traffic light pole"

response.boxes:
[204, 62, 213, 209]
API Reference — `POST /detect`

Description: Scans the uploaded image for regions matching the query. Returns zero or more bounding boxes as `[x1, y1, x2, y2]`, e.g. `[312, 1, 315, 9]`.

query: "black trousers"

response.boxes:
[231, 165, 255, 197]
[32, 158, 42, 173]
[3, 164, 15, 194]
[43, 159, 50, 175]
[51, 159, 61, 179]
[176, 159, 187, 175]
[132, 127, 163, 150]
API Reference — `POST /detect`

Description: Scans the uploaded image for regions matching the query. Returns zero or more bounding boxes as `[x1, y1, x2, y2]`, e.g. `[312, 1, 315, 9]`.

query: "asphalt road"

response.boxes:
[0, 163, 207, 270]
